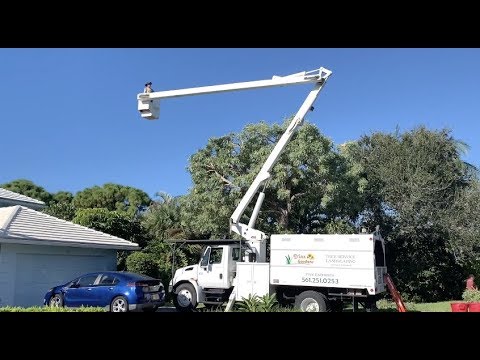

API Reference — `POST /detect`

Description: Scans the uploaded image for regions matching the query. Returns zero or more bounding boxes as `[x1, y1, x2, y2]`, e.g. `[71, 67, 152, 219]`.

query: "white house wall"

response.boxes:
[0, 243, 117, 307]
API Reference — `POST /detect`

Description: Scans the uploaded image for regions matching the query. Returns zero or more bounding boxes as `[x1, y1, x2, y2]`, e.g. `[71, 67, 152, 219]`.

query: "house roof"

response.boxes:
[0, 205, 140, 251]
[0, 188, 46, 210]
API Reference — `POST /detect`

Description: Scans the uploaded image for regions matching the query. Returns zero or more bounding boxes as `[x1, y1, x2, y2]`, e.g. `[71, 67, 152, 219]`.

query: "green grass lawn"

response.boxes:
[376, 299, 456, 312]
[410, 301, 455, 312]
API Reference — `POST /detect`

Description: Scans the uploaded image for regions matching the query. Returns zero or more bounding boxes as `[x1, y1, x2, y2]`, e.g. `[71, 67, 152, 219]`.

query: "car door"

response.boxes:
[63, 274, 101, 307]
[93, 274, 120, 307]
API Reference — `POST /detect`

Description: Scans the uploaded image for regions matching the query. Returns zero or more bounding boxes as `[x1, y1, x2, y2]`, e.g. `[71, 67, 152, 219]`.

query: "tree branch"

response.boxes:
[205, 163, 234, 186]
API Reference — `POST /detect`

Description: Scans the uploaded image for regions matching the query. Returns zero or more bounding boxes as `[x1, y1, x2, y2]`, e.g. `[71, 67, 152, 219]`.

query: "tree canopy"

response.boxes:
[344, 126, 478, 301]
[180, 119, 363, 239]
[0, 179, 53, 204]
[73, 183, 151, 216]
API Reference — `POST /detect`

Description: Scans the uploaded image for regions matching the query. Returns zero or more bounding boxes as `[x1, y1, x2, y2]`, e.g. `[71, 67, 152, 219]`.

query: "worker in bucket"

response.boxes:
[144, 82, 154, 93]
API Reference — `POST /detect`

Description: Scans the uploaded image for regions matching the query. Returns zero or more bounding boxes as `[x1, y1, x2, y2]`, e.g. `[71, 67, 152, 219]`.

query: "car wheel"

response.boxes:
[49, 293, 64, 307]
[294, 290, 329, 312]
[173, 283, 197, 312]
[110, 296, 129, 312]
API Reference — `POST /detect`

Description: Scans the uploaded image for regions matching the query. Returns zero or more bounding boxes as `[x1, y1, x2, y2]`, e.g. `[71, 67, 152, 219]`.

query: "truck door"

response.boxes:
[197, 246, 229, 289]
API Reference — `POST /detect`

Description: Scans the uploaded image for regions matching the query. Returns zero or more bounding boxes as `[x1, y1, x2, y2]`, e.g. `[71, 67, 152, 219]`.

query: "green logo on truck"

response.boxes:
[285, 253, 315, 265]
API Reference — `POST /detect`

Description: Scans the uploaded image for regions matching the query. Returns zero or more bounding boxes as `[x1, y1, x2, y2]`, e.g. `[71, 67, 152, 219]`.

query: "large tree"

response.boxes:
[73, 183, 151, 216]
[180, 119, 363, 239]
[0, 179, 53, 204]
[345, 126, 477, 301]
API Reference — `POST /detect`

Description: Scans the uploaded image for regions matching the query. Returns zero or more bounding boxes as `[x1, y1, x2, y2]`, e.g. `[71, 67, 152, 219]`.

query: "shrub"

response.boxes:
[236, 294, 280, 312]
[462, 289, 480, 302]
[126, 251, 159, 278]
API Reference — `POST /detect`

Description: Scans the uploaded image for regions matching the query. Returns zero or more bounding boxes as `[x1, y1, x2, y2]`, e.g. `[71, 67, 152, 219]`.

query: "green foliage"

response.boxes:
[143, 239, 201, 298]
[73, 183, 151, 216]
[141, 192, 186, 241]
[344, 127, 477, 302]
[51, 191, 74, 204]
[126, 252, 159, 278]
[73, 208, 146, 245]
[324, 218, 356, 234]
[462, 289, 480, 302]
[73, 208, 147, 269]
[443, 180, 480, 268]
[0, 306, 105, 312]
[369, 299, 418, 312]
[0, 179, 53, 204]
[182, 119, 362, 238]
[139, 192, 203, 289]
[236, 294, 279, 312]
[43, 202, 77, 221]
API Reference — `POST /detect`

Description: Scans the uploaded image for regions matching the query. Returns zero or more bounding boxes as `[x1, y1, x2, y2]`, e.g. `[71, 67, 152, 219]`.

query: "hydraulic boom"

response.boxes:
[137, 67, 333, 261]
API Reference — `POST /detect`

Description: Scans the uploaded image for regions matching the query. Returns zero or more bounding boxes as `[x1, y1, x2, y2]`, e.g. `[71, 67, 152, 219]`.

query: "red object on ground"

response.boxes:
[450, 302, 469, 312]
[384, 273, 407, 312]
[468, 303, 480, 312]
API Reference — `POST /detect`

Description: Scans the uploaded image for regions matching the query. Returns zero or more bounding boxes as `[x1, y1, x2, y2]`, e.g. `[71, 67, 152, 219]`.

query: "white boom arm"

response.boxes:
[137, 67, 332, 261]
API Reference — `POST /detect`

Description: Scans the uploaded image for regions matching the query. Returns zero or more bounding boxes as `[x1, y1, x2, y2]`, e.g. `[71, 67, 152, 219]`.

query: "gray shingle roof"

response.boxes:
[0, 188, 45, 209]
[0, 205, 140, 250]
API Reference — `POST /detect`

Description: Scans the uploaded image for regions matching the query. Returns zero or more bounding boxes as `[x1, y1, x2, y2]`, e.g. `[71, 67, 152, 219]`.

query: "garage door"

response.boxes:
[14, 253, 112, 307]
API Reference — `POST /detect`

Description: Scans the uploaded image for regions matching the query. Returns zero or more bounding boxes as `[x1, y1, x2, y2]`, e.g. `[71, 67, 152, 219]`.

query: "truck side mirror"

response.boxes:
[248, 253, 256, 262]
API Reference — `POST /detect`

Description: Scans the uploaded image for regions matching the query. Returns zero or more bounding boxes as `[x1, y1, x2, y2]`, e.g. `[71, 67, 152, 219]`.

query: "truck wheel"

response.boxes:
[294, 291, 329, 312]
[173, 283, 198, 312]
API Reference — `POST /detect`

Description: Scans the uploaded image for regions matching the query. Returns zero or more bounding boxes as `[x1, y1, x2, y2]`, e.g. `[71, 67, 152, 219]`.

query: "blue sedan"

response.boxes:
[43, 271, 165, 312]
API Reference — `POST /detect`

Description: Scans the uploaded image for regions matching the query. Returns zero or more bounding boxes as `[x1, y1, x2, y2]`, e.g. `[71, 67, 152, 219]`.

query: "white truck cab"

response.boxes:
[169, 240, 247, 310]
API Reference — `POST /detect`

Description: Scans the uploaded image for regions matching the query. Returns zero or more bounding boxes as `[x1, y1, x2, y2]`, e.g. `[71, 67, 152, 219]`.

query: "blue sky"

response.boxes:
[1, 48, 479, 199]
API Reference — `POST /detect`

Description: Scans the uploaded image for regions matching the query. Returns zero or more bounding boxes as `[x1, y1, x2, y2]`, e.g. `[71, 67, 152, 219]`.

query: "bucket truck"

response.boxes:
[137, 68, 388, 312]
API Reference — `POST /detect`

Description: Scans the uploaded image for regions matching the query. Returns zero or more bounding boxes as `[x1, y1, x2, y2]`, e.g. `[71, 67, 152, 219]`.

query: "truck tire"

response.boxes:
[294, 290, 329, 312]
[173, 283, 198, 312]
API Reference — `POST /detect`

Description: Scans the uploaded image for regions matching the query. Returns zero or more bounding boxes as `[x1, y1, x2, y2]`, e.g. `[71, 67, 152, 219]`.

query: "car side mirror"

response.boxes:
[70, 283, 79, 288]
